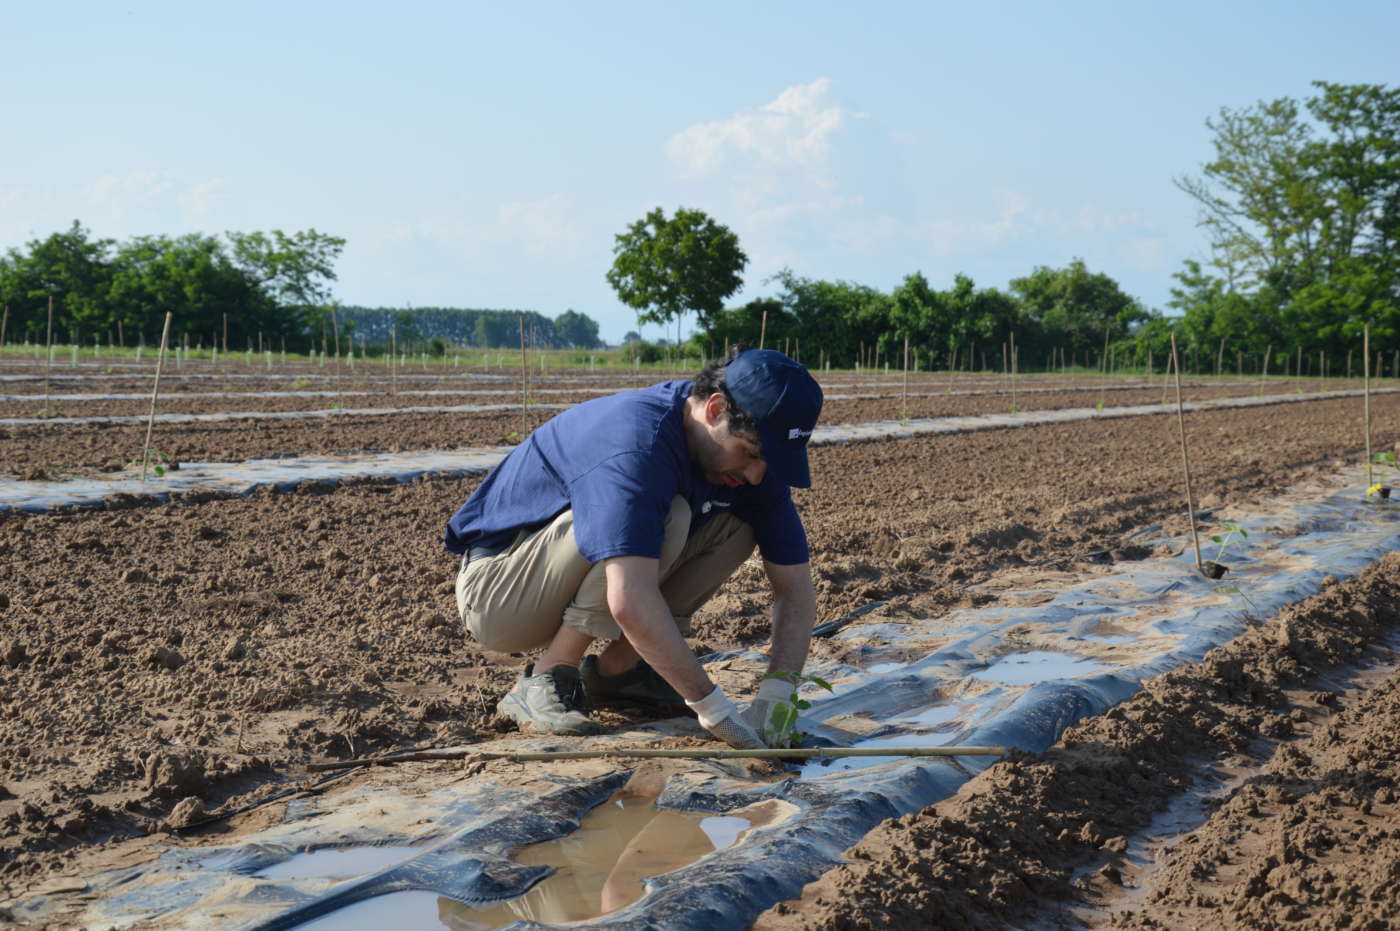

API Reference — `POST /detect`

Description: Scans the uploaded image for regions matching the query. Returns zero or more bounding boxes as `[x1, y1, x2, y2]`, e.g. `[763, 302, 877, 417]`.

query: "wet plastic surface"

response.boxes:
[31, 472, 1400, 930]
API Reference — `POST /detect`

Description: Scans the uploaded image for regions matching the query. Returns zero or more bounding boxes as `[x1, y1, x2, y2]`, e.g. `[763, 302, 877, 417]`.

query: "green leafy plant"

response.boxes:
[129, 449, 173, 478]
[1209, 520, 1248, 563]
[761, 670, 834, 748]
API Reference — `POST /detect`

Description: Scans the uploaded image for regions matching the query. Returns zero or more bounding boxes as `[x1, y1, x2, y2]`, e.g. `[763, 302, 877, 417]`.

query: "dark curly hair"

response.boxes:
[691, 346, 757, 436]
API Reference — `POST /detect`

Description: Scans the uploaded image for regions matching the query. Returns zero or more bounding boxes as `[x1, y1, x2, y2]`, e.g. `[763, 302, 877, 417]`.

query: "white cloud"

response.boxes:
[497, 194, 582, 252]
[665, 78, 853, 186]
[86, 171, 232, 226]
[1119, 236, 1167, 270]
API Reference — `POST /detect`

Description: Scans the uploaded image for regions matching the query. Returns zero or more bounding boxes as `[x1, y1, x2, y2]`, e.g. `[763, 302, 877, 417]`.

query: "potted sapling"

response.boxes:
[1369, 451, 1397, 500]
[758, 670, 834, 749]
[1203, 520, 1247, 580]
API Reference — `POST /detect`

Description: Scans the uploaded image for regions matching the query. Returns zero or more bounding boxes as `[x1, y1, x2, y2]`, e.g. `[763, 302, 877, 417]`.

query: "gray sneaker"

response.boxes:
[496, 663, 601, 736]
[580, 655, 692, 716]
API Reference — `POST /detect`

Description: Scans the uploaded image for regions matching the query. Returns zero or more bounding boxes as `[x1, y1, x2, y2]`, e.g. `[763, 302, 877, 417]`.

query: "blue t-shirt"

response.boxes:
[443, 381, 809, 565]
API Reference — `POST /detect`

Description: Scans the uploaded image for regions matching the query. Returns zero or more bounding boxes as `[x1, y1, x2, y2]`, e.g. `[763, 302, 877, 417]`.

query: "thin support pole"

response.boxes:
[141, 312, 174, 481]
[902, 335, 909, 415]
[519, 315, 529, 433]
[43, 296, 54, 412]
[1365, 325, 1373, 490]
[307, 743, 1009, 772]
[1171, 333, 1206, 575]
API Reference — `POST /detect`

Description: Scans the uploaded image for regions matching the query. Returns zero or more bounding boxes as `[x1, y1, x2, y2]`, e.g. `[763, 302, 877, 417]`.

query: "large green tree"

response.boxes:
[1176, 81, 1400, 354]
[1009, 259, 1146, 358]
[606, 207, 747, 341]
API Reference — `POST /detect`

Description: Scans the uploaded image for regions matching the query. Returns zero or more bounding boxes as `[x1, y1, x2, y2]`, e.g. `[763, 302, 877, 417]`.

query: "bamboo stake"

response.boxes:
[759, 309, 767, 351]
[519, 315, 529, 434]
[1170, 334, 1210, 576]
[0, 305, 7, 351]
[902, 335, 909, 415]
[1010, 332, 1018, 413]
[1258, 345, 1272, 397]
[43, 296, 54, 412]
[307, 743, 1009, 772]
[1365, 325, 1375, 493]
[140, 312, 173, 481]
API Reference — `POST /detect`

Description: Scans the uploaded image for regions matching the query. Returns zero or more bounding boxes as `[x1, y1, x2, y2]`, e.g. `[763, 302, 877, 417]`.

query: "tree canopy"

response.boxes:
[0, 222, 344, 350]
[606, 207, 747, 339]
[1174, 80, 1400, 356]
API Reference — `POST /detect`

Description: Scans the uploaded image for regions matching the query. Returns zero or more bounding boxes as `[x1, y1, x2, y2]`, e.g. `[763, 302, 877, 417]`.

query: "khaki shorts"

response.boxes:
[455, 496, 755, 652]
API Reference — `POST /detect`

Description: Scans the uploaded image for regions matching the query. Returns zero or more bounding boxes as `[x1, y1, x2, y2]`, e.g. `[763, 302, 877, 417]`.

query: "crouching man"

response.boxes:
[443, 349, 822, 748]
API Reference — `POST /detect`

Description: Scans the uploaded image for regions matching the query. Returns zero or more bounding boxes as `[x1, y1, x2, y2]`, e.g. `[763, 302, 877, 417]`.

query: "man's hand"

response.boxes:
[687, 686, 765, 749]
[741, 676, 793, 740]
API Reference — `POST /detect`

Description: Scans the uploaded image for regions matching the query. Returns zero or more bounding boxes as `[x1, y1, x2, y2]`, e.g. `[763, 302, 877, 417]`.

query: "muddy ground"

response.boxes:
[757, 555, 1400, 930]
[0, 372, 1398, 928]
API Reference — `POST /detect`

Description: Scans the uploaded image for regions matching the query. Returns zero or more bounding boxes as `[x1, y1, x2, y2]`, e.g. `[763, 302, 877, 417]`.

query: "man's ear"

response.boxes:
[704, 392, 728, 425]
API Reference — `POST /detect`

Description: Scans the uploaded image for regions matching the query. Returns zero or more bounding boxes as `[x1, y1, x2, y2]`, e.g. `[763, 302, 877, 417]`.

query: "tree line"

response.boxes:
[337, 306, 603, 352]
[0, 221, 345, 352]
[615, 81, 1400, 374]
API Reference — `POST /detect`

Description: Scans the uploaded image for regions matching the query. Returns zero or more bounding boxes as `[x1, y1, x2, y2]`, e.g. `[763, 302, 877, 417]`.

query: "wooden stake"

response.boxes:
[43, 296, 54, 412]
[759, 309, 767, 351]
[307, 743, 1009, 772]
[1170, 333, 1207, 576]
[519, 315, 529, 433]
[0, 305, 7, 350]
[140, 312, 173, 481]
[902, 335, 910, 415]
[1258, 344, 1272, 397]
[1365, 325, 1373, 490]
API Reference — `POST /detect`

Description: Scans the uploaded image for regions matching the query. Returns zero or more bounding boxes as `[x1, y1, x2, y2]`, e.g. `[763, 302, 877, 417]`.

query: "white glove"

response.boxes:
[741, 677, 794, 740]
[687, 686, 765, 749]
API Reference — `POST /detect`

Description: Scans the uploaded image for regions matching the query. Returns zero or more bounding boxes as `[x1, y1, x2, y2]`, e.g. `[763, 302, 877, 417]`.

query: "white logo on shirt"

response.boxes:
[788, 427, 812, 440]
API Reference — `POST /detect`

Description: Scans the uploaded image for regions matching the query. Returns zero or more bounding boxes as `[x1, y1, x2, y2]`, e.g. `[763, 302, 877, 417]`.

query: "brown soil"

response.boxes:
[756, 556, 1400, 931]
[0, 373, 1365, 478]
[0, 368, 1398, 926]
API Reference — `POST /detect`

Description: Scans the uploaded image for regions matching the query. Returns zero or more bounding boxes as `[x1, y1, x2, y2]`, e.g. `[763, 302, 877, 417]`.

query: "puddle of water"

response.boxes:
[256, 845, 419, 880]
[292, 794, 787, 930]
[291, 890, 442, 929]
[970, 650, 1109, 686]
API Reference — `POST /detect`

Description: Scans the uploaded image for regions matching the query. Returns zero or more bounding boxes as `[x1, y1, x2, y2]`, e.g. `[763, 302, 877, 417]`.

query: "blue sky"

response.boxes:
[4, 1, 1398, 342]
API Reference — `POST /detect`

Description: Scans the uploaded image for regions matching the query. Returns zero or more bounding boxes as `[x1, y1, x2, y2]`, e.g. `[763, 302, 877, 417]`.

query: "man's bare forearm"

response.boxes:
[764, 560, 817, 678]
[605, 557, 713, 701]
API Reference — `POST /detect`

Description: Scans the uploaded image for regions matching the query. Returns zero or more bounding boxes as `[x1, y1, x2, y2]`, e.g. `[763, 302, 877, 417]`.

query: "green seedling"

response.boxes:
[1370, 452, 1398, 500]
[129, 449, 173, 478]
[761, 669, 834, 748]
[1209, 521, 1248, 564]
[505, 431, 521, 442]
[898, 409, 913, 426]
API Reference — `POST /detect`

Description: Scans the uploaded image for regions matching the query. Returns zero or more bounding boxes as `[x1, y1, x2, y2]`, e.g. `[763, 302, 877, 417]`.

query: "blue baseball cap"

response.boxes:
[724, 349, 823, 488]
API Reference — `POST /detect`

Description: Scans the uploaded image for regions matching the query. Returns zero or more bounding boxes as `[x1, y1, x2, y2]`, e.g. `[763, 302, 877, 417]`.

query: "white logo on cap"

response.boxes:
[788, 427, 812, 440]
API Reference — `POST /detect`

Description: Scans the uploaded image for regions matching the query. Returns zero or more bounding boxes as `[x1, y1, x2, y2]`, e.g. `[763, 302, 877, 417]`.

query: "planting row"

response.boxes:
[0, 393, 1394, 898]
